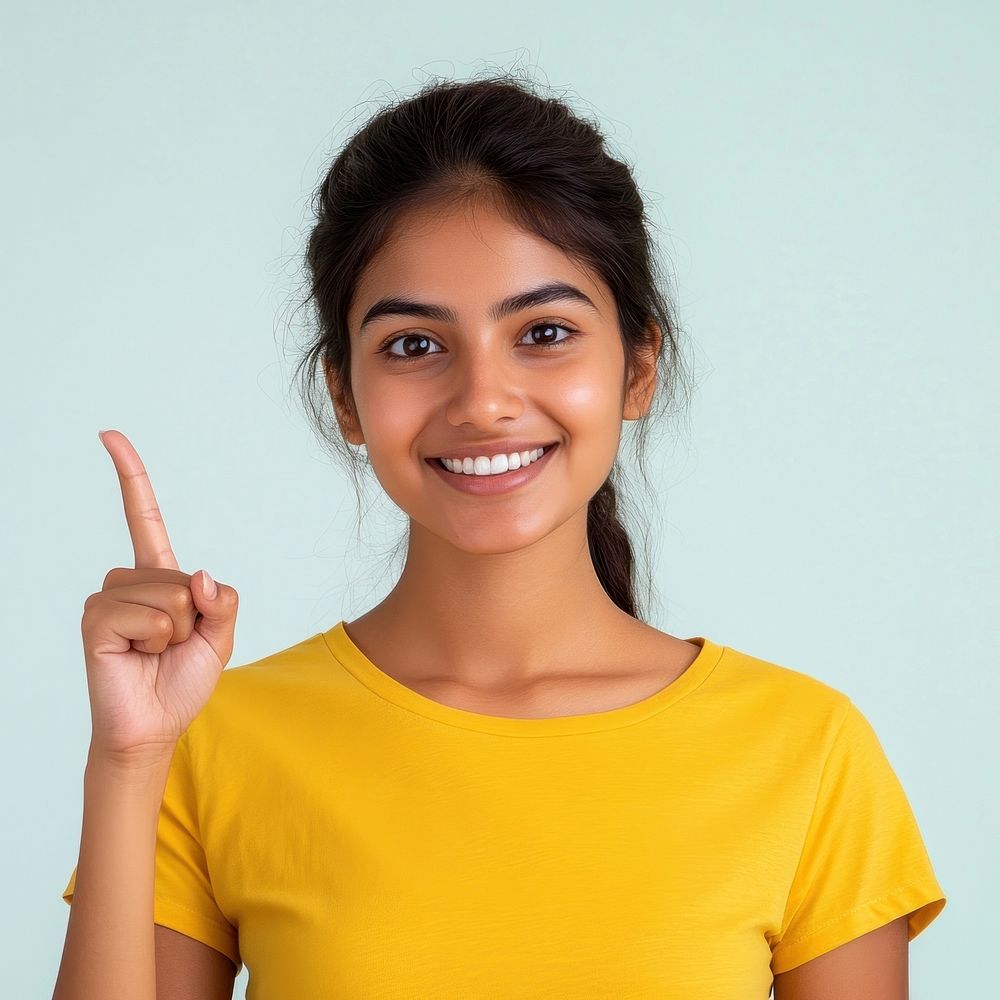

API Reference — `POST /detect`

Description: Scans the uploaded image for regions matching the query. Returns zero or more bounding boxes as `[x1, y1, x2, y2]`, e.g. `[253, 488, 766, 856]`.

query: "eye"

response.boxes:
[376, 321, 580, 362]
[377, 333, 445, 361]
[519, 322, 578, 350]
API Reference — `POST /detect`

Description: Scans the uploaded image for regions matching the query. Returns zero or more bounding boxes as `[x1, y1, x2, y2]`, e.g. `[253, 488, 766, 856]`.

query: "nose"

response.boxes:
[443, 348, 527, 429]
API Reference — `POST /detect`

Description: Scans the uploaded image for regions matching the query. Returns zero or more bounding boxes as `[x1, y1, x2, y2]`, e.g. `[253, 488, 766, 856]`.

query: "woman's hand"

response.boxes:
[80, 429, 239, 763]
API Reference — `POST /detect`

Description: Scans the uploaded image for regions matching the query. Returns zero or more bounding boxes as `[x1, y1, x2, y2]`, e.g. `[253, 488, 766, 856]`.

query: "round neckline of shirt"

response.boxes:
[320, 620, 727, 737]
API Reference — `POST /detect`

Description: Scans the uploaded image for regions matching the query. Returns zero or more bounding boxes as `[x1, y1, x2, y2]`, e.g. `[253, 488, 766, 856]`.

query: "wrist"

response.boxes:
[86, 741, 177, 784]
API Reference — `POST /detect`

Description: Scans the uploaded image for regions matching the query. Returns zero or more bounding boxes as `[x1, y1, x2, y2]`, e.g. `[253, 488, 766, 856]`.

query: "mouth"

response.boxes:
[424, 441, 560, 495]
[425, 441, 560, 473]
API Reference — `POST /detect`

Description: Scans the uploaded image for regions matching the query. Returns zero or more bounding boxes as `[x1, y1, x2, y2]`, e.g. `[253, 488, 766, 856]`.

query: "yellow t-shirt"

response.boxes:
[61, 622, 946, 996]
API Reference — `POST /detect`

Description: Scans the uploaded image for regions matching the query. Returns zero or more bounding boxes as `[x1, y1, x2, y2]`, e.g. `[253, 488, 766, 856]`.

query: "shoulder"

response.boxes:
[183, 628, 336, 746]
[718, 639, 849, 701]
[639, 621, 856, 738]
[702, 638, 856, 757]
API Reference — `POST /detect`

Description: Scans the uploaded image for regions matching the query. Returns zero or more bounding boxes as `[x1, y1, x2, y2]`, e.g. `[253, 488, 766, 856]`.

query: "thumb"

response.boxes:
[190, 569, 238, 665]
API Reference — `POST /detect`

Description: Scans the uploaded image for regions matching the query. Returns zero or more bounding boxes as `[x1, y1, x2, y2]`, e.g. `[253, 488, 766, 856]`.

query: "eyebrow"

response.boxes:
[358, 280, 601, 336]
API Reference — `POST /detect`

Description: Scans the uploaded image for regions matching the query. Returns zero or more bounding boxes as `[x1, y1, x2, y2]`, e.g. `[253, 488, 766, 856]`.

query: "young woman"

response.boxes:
[54, 73, 946, 999]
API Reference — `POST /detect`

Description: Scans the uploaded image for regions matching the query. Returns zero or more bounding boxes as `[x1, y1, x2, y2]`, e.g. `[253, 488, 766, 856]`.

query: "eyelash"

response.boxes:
[375, 321, 581, 362]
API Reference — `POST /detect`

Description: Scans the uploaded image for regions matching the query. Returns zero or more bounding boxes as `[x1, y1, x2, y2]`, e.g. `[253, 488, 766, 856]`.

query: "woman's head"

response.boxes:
[295, 70, 691, 620]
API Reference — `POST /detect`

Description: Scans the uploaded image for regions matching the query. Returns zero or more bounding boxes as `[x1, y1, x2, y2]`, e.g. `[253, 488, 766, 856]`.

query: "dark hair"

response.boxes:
[291, 68, 693, 622]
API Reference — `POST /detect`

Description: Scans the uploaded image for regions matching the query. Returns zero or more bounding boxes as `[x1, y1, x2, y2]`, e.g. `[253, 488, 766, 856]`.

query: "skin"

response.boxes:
[773, 915, 909, 998]
[326, 193, 701, 710]
[325, 193, 912, 988]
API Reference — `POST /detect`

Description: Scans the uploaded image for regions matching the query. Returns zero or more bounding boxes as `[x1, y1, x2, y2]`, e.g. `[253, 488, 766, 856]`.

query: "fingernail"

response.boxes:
[202, 570, 218, 600]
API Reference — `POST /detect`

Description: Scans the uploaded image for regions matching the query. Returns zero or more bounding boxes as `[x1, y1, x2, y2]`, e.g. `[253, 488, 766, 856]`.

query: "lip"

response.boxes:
[425, 442, 559, 496]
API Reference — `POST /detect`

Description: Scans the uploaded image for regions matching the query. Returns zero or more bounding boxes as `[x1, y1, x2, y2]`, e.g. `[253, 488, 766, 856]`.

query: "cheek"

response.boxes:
[556, 370, 623, 432]
[351, 373, 427, 451]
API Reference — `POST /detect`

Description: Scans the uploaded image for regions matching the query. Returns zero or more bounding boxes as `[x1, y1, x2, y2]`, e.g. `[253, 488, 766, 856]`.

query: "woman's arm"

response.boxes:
[773, 915, 909, 1000]
[52, 747, 174, 1000]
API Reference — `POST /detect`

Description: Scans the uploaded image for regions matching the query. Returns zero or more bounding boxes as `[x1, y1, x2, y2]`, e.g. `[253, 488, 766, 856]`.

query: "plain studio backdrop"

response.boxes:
[3, 2, 995, 996]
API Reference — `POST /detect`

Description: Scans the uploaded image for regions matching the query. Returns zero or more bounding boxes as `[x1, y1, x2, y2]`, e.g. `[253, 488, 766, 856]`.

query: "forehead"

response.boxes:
[348, 199, 614, 329]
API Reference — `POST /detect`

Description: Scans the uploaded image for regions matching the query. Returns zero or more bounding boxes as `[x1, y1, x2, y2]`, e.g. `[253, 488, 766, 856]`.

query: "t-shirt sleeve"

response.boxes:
[60, 733, 241, 973]
[769, 699, 946, 975]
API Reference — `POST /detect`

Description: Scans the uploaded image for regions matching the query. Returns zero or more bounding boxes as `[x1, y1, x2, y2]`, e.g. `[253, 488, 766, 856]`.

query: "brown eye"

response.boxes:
[520, 322, 577, 348]
[377, 322, 579, 363]
[377, 333, 444, 360]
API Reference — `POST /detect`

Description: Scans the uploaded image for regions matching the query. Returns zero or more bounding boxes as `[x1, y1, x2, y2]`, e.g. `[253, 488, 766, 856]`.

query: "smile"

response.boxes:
[424, 443, 559, 496]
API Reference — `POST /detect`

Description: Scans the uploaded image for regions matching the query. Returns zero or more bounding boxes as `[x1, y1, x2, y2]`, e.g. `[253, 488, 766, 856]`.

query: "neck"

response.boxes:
[350, 509, 640, 689]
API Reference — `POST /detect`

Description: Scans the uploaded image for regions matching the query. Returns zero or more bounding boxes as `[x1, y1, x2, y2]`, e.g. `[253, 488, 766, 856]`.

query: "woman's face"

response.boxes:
[335, 197, 653, 555]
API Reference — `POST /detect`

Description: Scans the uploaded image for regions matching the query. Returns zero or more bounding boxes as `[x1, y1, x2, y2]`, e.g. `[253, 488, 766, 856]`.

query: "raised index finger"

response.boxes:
[98, 429, 180, 571]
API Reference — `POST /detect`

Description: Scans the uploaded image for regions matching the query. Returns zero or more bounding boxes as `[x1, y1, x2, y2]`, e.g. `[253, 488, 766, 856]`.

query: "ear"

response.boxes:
[622, 320, 661, 421]
[322, 355, 365, 447]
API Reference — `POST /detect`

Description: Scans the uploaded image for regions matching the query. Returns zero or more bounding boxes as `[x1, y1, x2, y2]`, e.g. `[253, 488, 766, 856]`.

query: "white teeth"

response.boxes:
[440, 446, 546, 476]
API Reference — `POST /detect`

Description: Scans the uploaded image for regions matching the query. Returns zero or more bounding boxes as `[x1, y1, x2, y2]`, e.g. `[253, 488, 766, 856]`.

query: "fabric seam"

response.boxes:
[181, 731, 239, 931]
[154, 893, 238, 937]
[774, 874, 932, 951]
[774, 697, 854, 944]
[320, 627, 727, 738]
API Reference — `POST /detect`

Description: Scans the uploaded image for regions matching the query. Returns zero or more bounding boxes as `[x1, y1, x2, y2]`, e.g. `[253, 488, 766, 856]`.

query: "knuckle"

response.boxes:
[82, 592, 109, 621]
[138, 500, 163, 523]
[102, 567, 128, 590]
[81, 596, 104, 634]
[151, 610, 174, 634]
[171, 586, 195, 613]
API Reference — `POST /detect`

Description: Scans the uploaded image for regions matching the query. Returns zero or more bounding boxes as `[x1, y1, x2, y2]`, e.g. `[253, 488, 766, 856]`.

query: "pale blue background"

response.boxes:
[3, 1, 995, 996]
